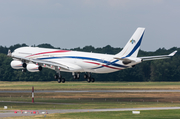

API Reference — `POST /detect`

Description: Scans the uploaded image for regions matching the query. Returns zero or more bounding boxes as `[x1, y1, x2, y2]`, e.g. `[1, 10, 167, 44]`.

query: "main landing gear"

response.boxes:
[73, 72, 80, 79]
[54, 70, 95, 83]
[54, 69, 65, 83]
[73, 72, 95, 83]
[54, 74, 65, 83]
[84, 73, 95, 83]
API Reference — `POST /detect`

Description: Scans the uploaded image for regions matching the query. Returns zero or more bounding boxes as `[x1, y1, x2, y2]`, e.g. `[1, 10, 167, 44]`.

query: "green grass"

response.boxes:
[45, 110, 180, 119]
[1, 81, 180, 90]
[1, 97, 180, 110]
[4, 110, 180, 119]
[1, 81, 180, 118]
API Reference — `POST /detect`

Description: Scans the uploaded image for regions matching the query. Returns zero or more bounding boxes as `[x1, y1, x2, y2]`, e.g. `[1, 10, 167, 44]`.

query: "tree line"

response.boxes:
[0, 43, 179, 82]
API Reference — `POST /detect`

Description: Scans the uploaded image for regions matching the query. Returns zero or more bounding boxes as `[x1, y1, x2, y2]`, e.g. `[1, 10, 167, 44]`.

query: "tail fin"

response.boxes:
[115, 27, 145, 58]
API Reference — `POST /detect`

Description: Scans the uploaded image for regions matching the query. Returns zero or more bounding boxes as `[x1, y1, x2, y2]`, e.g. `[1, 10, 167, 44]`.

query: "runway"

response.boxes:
[1, 107, 180, 117]
[1, 89, 180, 93]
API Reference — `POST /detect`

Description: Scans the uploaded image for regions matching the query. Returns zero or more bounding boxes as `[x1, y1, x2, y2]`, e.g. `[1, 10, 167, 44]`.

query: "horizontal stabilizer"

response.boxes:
[139, 50, 177, 61]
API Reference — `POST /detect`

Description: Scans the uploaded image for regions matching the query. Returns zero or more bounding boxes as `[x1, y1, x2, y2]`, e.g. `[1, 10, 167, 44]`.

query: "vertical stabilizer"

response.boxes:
[115, 27, 145, 58]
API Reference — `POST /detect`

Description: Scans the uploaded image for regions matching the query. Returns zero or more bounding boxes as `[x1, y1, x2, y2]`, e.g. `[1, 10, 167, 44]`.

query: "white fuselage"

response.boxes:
[12, 47, 129, 73]
[9, 28, 177, 83]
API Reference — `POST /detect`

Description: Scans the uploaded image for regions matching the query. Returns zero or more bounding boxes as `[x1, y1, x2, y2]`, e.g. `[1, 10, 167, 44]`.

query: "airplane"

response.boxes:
[7, 27, 177, 83]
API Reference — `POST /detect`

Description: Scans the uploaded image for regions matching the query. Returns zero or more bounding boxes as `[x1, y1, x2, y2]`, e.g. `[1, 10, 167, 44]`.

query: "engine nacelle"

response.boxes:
[27, 63, 42, 72]
[11, 60, 24, 69]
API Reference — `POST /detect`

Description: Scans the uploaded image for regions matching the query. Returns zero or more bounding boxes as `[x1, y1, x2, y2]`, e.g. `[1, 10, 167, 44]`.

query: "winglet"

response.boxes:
[168, 50, 177, 57]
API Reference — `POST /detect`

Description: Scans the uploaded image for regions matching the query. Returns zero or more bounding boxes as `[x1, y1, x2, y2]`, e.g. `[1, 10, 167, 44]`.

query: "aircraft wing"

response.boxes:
[7, 51, 70, 70]
[139, 50, 177, 61]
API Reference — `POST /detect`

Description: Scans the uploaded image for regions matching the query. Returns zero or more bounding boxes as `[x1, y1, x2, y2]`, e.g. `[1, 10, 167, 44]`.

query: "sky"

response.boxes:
[0, 0, 180, 51]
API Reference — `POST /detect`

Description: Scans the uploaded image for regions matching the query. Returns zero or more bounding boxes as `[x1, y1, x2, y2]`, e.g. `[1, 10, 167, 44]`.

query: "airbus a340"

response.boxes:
[8, 27, 177, 83]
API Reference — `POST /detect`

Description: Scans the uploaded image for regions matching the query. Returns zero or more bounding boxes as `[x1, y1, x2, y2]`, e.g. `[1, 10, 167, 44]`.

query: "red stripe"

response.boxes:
[84, 61, 101, 65]
[102, 64, 121, 70]
[26, 50, 70, 57]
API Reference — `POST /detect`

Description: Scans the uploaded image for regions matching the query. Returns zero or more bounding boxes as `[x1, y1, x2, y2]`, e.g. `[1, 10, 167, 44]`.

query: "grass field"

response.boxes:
[1, 96, 180, 110]
[1, 81, 180, 118]
[1, 81, 180, 90]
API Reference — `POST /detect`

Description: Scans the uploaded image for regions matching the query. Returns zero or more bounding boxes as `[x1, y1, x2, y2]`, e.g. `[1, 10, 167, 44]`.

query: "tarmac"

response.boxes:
[1, 107, 180, 117]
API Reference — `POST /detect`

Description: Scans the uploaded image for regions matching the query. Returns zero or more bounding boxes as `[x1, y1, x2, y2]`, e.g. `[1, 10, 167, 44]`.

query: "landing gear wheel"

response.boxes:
[87, 78, 91, 83]
[73, 75, 77, 79]
[91, 78, 95, 82]
[62, 78, 65, 83]
[73, 73, 80, 79]
[54, 74, 59, 79]
[58, 78, 61, 83]
[84, 74, 88, 79]
[77, 73, 80, 79]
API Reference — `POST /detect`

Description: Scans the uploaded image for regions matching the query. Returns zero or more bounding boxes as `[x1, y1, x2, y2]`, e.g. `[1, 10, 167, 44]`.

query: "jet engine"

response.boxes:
[27, 63, 42, 72]
[11, 60, 26, 69]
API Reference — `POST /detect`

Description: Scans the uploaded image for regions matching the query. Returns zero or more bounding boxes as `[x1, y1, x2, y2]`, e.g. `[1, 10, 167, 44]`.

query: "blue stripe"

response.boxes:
[125, 32, 144, 57]
[92, 59, 120, 69]
[36, 56, 128, 68]
[92, 66, 104, 69]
